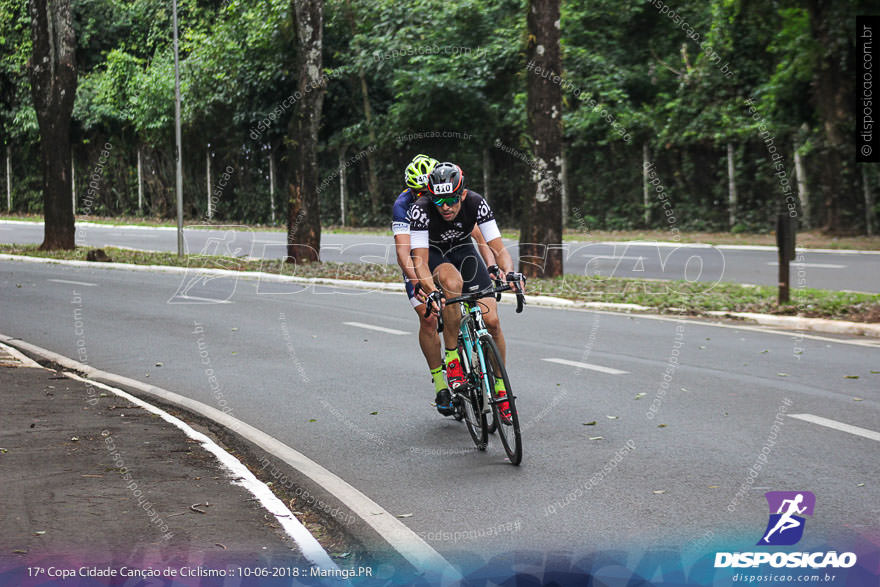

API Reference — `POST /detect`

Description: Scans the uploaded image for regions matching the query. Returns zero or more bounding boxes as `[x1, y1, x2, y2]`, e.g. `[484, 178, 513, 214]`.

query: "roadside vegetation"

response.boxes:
[4, 214, 880, 250]
[3, 243, 877, 323]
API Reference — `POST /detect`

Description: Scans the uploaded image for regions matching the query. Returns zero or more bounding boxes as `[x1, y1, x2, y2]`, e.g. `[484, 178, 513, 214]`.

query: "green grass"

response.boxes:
[3, 243, 877, 322]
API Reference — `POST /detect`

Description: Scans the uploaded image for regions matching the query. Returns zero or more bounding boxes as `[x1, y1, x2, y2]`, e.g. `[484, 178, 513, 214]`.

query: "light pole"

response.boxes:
[172, 0, 184, 257]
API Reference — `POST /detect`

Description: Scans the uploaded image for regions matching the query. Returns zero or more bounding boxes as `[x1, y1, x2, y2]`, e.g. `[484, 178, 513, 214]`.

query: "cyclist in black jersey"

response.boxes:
[408, 162, 525, 417]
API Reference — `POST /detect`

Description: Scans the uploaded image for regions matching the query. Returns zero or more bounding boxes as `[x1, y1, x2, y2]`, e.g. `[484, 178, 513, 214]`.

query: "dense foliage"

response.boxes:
[0, 0, 875, 233]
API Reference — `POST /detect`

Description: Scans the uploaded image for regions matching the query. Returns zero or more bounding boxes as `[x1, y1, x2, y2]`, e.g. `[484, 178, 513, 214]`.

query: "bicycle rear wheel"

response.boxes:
[481, 336, 522, 465]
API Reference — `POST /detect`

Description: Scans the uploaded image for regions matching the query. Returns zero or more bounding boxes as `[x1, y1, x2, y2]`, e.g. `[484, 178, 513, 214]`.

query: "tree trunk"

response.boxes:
[338, 145, 347, 226]
[864, 166, 875, 236]
[806, 0, 851, 234]
[286, 0, 324, 263]
[519, 0, 563, 278]
[28, 0, 77, 250]
[642, 144, 650, 226]
[342, 0, 380, 218]
[206, 148, 212, 219]
[727, 143, 737, 229]
[269, 146, 276, 224]
[137, 145, 144, 214]
[6, 145, 11, 211]
[70, 147, 76, 214]
[793, 137, 810, 229]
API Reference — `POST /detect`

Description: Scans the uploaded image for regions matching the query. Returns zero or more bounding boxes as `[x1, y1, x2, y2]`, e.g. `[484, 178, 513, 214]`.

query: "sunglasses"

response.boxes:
[432, 195, 460, 206]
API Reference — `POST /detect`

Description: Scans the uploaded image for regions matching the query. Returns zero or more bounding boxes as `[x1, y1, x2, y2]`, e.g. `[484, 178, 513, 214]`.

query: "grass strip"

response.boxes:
[3, 243, 877, 323]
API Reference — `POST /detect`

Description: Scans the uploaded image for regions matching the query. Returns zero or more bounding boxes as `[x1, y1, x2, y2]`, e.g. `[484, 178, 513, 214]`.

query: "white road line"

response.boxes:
[65, 373, 339, 571]
[171, 295, 233, 304]
[767, 262, 846, 269]
[582, 255, 646, 261]
[542, 357, 629, 375]
[344, 321, 408, 335]
[0, 333, 460, 581]
[48, 278, 98, 287]
[789, 414, 880, 443]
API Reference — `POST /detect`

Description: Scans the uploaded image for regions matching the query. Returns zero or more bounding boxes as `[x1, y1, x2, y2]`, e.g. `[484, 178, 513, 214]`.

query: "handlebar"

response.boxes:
[423, 283, 526, 333]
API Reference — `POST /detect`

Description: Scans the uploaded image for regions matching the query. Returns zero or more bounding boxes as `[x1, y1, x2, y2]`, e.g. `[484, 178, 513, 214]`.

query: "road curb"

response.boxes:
[0, 340, 338, 570]
[0, 332, 460, 581]
[2, 253, 877, 338]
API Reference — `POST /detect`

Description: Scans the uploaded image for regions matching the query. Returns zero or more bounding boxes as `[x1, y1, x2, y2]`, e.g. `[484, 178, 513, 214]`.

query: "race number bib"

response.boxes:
[433, 183, 454, 194]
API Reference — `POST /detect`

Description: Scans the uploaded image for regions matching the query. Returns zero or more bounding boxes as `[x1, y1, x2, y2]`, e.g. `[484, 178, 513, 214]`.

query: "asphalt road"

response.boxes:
[1, 258, 878, 575]
[3, 220, 880, 292]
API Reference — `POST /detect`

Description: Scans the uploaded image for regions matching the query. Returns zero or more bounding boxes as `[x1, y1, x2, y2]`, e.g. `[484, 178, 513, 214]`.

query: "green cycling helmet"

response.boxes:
[404, 154, 439, 192]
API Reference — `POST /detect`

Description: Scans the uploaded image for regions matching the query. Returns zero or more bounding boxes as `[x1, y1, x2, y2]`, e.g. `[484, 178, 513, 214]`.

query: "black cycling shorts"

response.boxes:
[427, 241, 494, 295]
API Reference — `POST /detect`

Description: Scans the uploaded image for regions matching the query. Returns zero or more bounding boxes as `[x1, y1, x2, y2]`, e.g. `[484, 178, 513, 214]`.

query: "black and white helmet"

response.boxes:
[427, 162, 464, 198]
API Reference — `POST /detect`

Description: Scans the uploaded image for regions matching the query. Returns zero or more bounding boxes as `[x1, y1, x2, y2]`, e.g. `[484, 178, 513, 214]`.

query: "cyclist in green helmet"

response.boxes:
[392, 154, 496, 415]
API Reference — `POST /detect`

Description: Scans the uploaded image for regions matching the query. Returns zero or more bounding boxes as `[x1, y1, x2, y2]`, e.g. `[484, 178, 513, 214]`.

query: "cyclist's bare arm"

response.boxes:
[394, 233, 419, 283]
[486, 237, 514, 274]
[411, 246, 436, 295]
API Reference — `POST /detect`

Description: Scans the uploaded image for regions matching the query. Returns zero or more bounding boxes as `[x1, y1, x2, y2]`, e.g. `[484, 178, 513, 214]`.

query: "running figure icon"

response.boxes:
[758, 491, 815, 546]
[762, 494, 807, 543]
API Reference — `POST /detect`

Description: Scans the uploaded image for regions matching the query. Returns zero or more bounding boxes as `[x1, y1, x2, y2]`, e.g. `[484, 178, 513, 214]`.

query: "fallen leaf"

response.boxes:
[397, 513, 413, 518]
[582, 421, 597, 426]
[216, 543, 227, 550]
[70, 437, 79, 442]
[231, 327, 239, 331]
[0, 448, 7, 453]
[777, 373, 788, 377]
[33, 531, 46, 536]
[606, 415, 618, 420]
[155, 362, 163, 367]
[308, 419, 317, 422]
[699, 345, 706, 350]
[870, 370, 879, 374]
[657, 424, 667, 428]
[653, 490, 666, 495]
[856, 483, 865, 487]
[588, 436, 604, 441]
[844, 375, 859, 379]
[708, 485, 719, 489]
[369, 411, 378, 415]
[761, 350, 769, 353]
[634, 392, 647, 399]
[853, 397, 864, 402]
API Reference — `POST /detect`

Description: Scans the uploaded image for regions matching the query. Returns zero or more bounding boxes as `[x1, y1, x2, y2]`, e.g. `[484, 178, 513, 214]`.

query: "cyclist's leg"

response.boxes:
[451, 242, 504, 361]
[405, 276, 442, 370]
[432, 262, 464, 350]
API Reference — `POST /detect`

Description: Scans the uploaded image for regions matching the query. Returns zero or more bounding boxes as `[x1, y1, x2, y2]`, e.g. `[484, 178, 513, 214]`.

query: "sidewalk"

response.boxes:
[0, 346, 315, 575]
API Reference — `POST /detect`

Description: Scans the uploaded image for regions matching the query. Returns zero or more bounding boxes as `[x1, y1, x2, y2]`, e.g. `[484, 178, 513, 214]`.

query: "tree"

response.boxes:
[28, 0, 77, 249]
[286, 0, 324, 263]
[519, 0, 563, 278]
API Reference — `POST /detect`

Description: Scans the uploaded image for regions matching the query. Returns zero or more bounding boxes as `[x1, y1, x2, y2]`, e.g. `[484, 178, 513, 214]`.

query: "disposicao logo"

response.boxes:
[714, 491, 857, 570]
[759, 491, 815, 546]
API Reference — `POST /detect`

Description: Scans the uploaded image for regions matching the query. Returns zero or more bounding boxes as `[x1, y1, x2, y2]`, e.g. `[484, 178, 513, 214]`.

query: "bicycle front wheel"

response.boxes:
[458, 335, 488, 450]
[481, 336, 522, 465]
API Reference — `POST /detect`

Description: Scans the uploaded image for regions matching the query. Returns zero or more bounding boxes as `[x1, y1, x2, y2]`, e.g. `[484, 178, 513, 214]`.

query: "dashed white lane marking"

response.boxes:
[344, 321, 408, 335]
[542, 357, 629, 375]
[767, 262, 846, 269]
[789, 414, 880, 443]
[172, 295, 233, 304]
[48, 278, 98, 287]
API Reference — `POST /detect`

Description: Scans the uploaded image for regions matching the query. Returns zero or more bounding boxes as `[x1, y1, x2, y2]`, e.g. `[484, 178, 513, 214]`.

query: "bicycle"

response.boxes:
[424, 282, 526, 465]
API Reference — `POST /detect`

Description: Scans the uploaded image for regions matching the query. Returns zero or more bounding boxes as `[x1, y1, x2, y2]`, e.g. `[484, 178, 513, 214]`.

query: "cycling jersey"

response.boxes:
[391, 188, 421, 235]
[407, 190, 501, 253]
[391, 187, 424, 307]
